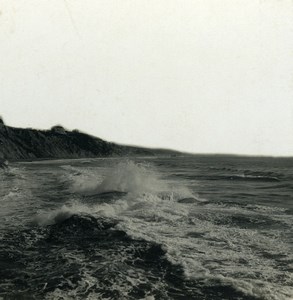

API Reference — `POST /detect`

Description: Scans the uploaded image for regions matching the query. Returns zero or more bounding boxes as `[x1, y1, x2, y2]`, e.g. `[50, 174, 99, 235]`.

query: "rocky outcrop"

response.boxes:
[0, 125, 154, 160]
[0, 117, 5, 128]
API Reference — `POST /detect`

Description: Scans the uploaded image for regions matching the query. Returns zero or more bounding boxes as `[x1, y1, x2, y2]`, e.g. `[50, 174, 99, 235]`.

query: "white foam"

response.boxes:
[67, 160, 194, 199]
[92, 160, 168, 195]
[33, 202, 92, 226]
[43, 159, 293, 300]
[60, 165, 104, 194]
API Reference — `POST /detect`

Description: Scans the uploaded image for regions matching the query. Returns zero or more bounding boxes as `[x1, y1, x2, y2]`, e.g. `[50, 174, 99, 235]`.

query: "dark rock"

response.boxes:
[0, 117, 5, 128]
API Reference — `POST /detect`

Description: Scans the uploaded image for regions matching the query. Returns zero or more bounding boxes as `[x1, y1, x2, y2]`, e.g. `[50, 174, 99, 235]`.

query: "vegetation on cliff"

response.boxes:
[0, 121, 155, 160]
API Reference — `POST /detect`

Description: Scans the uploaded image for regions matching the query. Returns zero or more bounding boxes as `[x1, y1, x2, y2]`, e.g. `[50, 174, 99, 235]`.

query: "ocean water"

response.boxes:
[0, 156, 292, 300]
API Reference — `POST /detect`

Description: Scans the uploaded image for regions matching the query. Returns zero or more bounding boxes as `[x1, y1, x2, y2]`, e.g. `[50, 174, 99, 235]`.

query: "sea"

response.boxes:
[0, 155, 292, 300]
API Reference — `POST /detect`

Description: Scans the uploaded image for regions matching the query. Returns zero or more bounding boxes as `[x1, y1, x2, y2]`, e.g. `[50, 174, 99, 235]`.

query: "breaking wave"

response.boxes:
[1, 158, 293, 300]
[65, 160, 196, 200]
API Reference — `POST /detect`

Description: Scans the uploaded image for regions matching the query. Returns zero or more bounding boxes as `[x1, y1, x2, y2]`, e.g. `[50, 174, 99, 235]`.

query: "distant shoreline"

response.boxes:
[0, 123, 180, 161]
[1, 123, 291, 160]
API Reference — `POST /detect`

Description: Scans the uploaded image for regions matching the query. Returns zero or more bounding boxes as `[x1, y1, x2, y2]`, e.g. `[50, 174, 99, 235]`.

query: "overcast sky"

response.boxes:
[0, 0, 292, 156]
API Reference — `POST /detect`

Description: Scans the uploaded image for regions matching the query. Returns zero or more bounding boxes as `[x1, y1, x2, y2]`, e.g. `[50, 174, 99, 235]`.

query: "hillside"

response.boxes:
[0, 122, 181, 160]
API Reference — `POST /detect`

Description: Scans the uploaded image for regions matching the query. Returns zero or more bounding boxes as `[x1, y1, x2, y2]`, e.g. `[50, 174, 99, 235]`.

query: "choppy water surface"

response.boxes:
[0, 156, 292, 299]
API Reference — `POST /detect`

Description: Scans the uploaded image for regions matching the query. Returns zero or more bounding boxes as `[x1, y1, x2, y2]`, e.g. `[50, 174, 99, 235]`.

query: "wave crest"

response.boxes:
[69, 160, 195, 200]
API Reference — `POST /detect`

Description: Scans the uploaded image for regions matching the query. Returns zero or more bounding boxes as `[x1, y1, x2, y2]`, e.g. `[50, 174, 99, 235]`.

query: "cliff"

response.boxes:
[0, 124, 155, 160]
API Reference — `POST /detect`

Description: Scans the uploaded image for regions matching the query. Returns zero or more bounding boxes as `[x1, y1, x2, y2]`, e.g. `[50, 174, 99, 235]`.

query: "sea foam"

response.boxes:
[67, 160, 195, 199]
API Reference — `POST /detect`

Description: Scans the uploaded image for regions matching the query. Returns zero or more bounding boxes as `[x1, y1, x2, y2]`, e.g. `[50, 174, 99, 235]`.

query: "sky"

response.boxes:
[0, 0, 293, 156]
